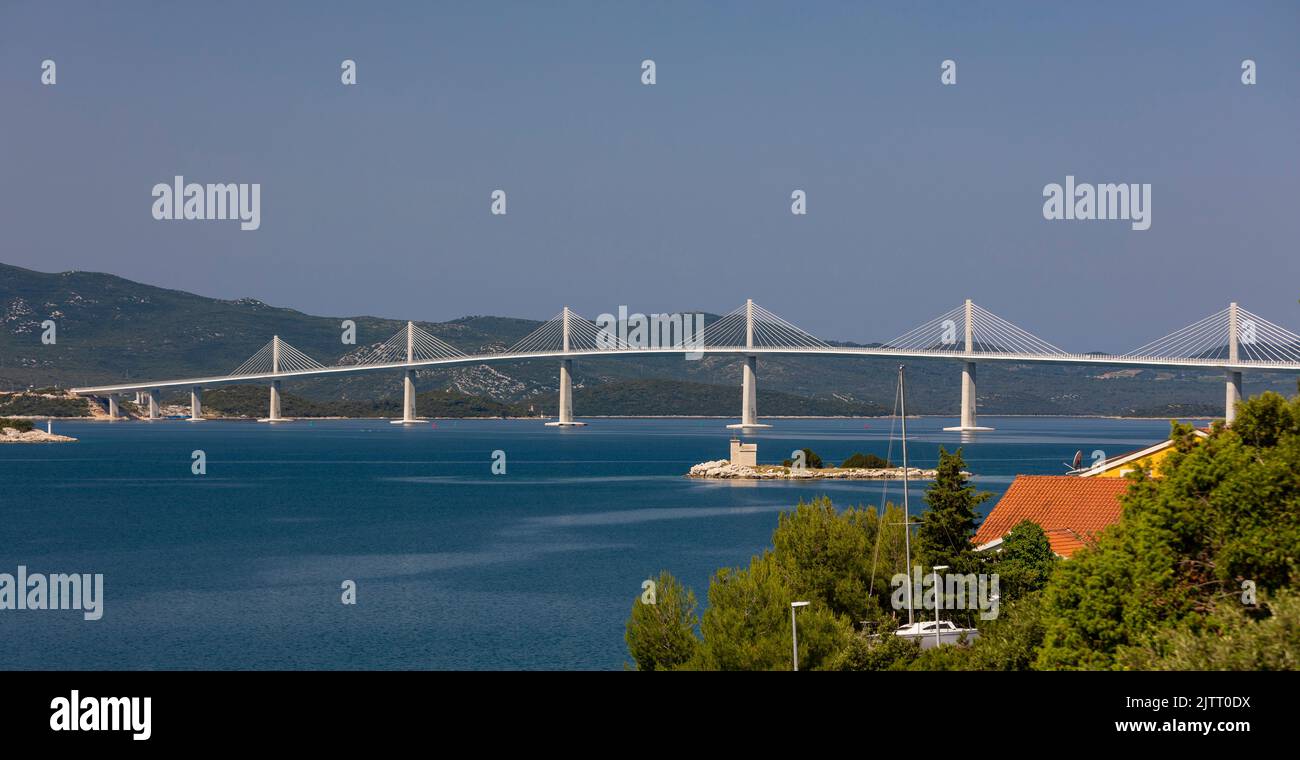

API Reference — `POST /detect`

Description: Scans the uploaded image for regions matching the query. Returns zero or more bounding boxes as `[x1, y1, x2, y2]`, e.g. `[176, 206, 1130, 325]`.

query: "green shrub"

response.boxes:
[780, 448, 823, 468]
[0, 393, 90, 417]
[841, 452, 891, 468]
[0, 417, 35, 433]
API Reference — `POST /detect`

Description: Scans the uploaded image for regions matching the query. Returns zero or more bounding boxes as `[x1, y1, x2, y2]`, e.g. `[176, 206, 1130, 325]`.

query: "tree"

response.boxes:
[1120, 589, 1300, 670]
[841, 452, 891, 469]
[769, 497, 916, 630]
[990, 520, 1057, 601]
[827, 631, 921, 671]
[625, 497, 912, 670]
[691, 553, 851, 670]
[781, 448, 823, 469]
[624, 571, 700, 671]
[770, 497, 873, 622]
[916, 446, 990, 571]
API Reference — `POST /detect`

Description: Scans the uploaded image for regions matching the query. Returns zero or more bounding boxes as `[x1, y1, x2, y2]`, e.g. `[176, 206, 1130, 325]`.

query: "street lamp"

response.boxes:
[790, 601, 810, 671]
[932, 565, 949, 649]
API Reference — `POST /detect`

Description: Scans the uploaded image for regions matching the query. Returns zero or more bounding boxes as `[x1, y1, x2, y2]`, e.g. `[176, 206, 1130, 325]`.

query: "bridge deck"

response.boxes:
[71, 346, 1300, 396]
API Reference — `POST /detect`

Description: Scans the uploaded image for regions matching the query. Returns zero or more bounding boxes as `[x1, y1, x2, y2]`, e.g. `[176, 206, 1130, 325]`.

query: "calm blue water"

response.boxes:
[0, 416, 1188, 670]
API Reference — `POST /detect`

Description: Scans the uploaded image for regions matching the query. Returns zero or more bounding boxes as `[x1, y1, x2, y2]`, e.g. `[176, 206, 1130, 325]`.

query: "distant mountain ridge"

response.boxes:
[2, 262, 1292, 417]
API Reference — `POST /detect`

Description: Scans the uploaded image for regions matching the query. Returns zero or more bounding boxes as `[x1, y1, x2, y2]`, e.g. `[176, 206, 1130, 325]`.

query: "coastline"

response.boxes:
[0, 427, 77, 443]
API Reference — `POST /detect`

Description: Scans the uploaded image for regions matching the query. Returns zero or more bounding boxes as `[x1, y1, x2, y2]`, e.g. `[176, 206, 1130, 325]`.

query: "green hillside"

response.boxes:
[0, 262, 533, 387]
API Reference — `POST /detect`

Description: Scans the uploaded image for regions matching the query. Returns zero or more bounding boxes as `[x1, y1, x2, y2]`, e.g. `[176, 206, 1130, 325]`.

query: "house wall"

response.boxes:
[1092, 448, 1172, 478]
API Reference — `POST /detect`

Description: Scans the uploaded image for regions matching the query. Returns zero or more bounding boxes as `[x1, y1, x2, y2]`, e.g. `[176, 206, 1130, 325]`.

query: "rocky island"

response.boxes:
[689, 439, 946, 480]
[1, 420, 77, 444]
[687, 460, 940, 480]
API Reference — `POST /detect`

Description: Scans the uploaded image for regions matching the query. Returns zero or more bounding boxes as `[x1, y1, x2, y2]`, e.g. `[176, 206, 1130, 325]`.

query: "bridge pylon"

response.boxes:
[727, 299, 770, 429]
[147, 389, 161, 420]
[258, 335, 288, 423]
[392, 322, 424, 425]
[106, 396, 120, 420]
[943, 300, 994, 432]
[1226, 302, 1242, 425]
[546, 307, 586, 427]
[190, 386, 204, 421]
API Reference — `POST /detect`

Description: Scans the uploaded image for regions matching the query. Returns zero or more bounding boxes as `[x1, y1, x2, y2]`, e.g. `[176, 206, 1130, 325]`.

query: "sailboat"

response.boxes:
[886, 365, 980, 649]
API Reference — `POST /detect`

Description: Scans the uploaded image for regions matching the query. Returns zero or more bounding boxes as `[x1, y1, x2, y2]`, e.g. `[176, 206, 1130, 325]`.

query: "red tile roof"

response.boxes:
[973, 475, 1130, 557]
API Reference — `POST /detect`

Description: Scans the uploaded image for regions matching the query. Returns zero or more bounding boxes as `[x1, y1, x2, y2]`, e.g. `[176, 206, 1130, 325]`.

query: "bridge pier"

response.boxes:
[392, 368, 421, 424]
[147, 389, 161, 420]
[727, 355, 769, 429]
[190, 387, 204, 421]
[943, 361, 993, 432]
[546, 358, 585, 426]
[107, 396, 120, 420]
[259, 380, 284, 422]
[1225, 370, 1242, 425]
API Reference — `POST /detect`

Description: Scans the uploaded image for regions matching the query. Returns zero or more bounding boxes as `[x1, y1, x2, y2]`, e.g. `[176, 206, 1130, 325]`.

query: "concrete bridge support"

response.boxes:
[395, 369, 417, 423]
[1225, 371, 1242, 425]
[107, 396, 119, 420]
[943, 361, 992, 432]
[393, 323, 422, 424]
[148, 389, 161, 420]
[546, 358, 585, 426]
[266, 380, 283, 422]
[190, 387, 203, 421]
[546, 307, 585, 427]
[727, 355, 769, 429]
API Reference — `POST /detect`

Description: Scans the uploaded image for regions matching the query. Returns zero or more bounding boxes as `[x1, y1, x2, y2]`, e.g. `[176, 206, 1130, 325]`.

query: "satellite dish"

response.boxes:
[1071, 450, 1083, 470]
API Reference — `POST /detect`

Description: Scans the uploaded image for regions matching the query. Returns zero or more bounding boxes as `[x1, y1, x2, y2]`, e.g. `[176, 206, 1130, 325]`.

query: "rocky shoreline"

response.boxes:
[687, 460, 941, 480]
[1, 426, 77, 443]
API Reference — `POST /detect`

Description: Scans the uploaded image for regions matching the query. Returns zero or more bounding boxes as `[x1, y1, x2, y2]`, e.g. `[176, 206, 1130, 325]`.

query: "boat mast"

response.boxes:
[899, 364, 914, 626]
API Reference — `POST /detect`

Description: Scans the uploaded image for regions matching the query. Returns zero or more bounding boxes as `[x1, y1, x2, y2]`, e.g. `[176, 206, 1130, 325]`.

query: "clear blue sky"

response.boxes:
[2, 1, 1297, 351]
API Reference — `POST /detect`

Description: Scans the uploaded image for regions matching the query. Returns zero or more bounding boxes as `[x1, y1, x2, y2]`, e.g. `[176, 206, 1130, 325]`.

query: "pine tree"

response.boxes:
[916, 447, 991, 571]
[624, 571, 699, 671]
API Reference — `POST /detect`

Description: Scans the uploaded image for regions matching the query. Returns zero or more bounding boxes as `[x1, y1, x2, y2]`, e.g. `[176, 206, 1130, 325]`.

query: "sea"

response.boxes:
[0, 416, 1190, 670]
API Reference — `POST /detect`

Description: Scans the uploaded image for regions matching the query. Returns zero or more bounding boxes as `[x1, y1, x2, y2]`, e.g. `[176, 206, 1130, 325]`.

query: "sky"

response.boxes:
[2, 1, 1298, 352]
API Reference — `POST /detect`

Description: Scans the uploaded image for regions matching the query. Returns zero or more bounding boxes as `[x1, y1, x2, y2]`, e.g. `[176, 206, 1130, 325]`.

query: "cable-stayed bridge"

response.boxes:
[72, 300, 1300, 430]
